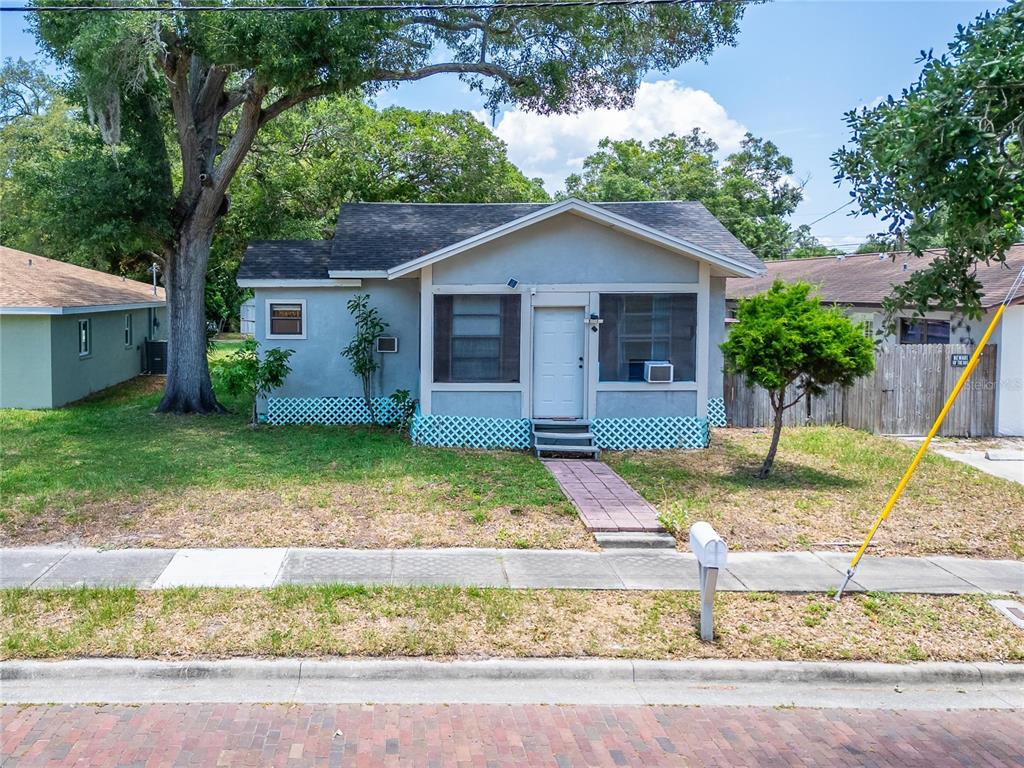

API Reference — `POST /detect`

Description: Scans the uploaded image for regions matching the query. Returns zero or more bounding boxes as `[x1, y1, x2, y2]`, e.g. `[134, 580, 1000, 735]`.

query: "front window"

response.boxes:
[433, 294, 520, 382]
[899, 318, 949, 344]
[268, 301, 304, 337]
[78, 319, 90, 357]
[599, 293, 696, 382]
[124, 314, 133, 347]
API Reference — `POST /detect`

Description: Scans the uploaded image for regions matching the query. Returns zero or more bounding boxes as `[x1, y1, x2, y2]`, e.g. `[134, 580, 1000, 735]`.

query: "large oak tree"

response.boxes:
[29, 0, 748, 413]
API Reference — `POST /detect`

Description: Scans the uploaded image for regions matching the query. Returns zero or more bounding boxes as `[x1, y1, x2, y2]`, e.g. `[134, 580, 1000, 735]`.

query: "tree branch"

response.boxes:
[259, 85, 330, 127]
[371, 61, 523, 86]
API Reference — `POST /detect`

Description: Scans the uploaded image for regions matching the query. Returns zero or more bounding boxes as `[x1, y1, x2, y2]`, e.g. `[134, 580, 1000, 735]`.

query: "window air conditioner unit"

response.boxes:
[375, 336, 398, 353]
[644, 361, 673, 383]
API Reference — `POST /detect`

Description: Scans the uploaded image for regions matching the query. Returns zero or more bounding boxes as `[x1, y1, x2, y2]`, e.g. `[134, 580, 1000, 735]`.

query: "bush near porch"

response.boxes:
[608, 427, 1024, 559]
[0, 346, 586, 550]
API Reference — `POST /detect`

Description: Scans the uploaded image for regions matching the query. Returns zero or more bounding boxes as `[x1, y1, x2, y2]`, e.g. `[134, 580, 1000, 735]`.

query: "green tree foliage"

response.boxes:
[341, 294, 389, 424]
[721, 281, 875, 478]
[29, 0, 746, 413]
[0, 86, 171, 276]
[0, 57, 58, 124]
[833, 4, 1024, 319]
[563, 129, 824, 260]
[208, 97, 549, 329]
[217, 339, 295, 426]
[0, 66, 545, 328]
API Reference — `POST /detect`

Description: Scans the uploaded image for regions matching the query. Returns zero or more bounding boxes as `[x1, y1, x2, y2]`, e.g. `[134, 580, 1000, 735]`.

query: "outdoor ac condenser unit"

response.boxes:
[643, 361, 673, 383]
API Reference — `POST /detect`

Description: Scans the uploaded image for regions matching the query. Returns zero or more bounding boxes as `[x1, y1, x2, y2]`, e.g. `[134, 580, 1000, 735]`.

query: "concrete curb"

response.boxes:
[3, 657, 1022, 686]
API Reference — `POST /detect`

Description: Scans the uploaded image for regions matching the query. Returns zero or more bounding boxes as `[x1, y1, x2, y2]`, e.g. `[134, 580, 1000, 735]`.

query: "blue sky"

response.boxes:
[0, 0, 1006, 249]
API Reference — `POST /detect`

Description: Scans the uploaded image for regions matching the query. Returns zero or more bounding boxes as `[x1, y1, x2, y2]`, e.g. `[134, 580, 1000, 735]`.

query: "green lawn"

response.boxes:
[2, 586, 1019, 663]
[0, 346, 584, 549]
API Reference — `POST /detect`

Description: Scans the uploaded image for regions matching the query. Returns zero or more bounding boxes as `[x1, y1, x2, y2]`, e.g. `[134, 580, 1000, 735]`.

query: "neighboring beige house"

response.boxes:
[0, 246, 167, 409]
[726, 245, 1024, 436]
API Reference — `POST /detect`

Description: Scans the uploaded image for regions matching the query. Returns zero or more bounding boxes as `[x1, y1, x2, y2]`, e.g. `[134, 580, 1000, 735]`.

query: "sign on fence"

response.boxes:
[724, 344, 997, 437]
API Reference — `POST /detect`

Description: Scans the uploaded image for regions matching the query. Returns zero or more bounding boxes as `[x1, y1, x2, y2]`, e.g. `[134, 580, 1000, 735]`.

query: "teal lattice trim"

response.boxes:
[707, 397, 727, 428]
[592, 417, 710, 450]
[266, 396, 400, 426]
[411, 412, 532, 449]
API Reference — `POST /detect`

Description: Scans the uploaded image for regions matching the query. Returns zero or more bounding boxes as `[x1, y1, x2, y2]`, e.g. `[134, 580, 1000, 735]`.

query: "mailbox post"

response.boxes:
[689, 522, 728, 641]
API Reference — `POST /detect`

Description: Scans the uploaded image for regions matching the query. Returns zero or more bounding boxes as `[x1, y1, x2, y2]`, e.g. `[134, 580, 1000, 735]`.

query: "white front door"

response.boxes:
[533, 307, 585, 419]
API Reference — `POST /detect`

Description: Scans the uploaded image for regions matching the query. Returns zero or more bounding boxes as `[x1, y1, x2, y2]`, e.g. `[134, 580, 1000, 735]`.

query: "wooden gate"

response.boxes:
[724, 344, 998, 436]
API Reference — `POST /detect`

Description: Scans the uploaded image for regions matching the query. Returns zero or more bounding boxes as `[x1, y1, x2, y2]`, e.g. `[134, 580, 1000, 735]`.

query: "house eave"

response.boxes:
[0, 301, 165, 315]
[385, 198, 764, 280]
[236, 278, 362, 288]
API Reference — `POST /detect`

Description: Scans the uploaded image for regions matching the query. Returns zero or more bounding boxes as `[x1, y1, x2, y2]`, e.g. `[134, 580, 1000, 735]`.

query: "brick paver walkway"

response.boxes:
[543, 459, 664, 532]
[3, 703, 1022, 767]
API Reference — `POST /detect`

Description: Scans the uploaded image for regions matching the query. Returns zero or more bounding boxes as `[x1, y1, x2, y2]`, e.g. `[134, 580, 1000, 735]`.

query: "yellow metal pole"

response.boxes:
[834, 264, 1024, 599]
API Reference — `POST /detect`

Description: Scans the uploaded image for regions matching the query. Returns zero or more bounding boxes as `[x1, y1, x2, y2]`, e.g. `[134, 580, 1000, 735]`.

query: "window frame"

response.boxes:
[265, 299, 307, 340]
[78, 318, 91, 358]
[899, 317, 950, 345]
[433, 293, 521, 384]
[124, 313, 133, 347]
[598, 292, 698, 384]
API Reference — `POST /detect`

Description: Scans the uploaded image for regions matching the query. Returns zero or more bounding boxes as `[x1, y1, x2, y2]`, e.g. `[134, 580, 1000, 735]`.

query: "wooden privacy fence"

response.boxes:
[724, 343, 998, 436]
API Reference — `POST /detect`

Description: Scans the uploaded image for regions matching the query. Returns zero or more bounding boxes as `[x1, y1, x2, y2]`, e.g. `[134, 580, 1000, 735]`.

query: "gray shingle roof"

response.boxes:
[239, 201, 762, 280]
[237, 240, 333, 281]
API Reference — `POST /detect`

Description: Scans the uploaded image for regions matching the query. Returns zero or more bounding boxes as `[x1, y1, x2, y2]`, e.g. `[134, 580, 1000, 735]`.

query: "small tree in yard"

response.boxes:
[218, 339, 294, 427]
[342, 294, 388, 424]
[721, 281, 875, 479]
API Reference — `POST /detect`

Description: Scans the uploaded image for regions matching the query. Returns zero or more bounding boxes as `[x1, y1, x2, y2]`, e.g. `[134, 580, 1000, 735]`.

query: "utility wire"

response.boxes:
[1, 0, 755, 13]
[803, 199, 855, 226]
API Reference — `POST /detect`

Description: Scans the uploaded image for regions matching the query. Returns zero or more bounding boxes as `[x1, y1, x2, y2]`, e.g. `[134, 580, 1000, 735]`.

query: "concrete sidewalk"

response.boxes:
[2, 547, 1021, 593]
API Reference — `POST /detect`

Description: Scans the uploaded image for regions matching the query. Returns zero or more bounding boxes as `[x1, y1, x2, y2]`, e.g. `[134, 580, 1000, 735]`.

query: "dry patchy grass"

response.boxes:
[608, 427, 1024, 558]
[2, 587, 1020, 663]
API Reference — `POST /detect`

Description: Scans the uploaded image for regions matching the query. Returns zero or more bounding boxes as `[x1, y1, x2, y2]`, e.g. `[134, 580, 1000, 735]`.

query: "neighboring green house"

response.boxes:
[0, 246, 167, 409]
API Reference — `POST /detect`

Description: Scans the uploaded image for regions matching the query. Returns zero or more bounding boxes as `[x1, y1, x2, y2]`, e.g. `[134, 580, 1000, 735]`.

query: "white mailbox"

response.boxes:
[689, 522, 728, 641]
[689, 522, 728, 570]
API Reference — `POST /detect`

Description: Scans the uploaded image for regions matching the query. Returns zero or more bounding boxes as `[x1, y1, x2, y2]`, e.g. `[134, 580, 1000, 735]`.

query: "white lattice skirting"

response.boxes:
[266, 396, 401, 426]
[707, 397, 727, 428]
[591, 417, 710, 450]
[411, 413, 533, 449]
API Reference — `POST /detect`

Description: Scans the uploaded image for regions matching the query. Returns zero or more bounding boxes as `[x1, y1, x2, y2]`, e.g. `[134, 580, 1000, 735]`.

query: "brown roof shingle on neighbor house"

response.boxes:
[726, 244, 1024, 309]
[0, 246, 165, 310]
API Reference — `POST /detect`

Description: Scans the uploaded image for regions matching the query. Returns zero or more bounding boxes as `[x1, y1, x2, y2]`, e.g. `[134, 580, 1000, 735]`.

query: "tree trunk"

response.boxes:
[362, 373, 376, 425]
[156, 215, 225, 414]
[758, 391, 786, 479]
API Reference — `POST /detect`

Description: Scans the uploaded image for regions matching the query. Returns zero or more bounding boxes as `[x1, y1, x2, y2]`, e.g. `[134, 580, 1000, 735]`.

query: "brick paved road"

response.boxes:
[2, 703, 1022, 767]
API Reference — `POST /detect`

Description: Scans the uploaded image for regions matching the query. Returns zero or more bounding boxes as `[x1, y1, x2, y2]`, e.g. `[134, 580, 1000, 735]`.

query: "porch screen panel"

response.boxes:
[433, 294, 520, 382]
[598, 293, 696, 382]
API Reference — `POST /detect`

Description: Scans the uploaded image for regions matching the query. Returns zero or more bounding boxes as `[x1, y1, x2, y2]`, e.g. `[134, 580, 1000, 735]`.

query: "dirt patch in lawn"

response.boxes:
[607, 427, 1024, 558]
[3, 479, 594, 550]
[2, 587, 1020, 663]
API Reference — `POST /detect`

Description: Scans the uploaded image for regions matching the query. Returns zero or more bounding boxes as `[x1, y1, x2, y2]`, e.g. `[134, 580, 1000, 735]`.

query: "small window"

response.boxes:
[78, 319, 90, 357]
[267, 301, 305, 338]
[124, 314, 133, 347]
[433, 294, 520, 383]
[599, 293, 697, 382]
[899, 318, 949, 344]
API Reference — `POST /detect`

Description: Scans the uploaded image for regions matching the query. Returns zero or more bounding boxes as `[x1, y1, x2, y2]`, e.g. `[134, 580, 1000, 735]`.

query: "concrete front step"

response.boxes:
[532, 419, 590, 428]
[535, 445, 600, 458]
[594, 532, 677, 549]
[534, 431, 596, 441]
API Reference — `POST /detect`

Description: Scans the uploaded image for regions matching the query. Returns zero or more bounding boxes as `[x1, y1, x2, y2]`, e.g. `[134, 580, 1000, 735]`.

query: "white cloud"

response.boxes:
[477, 80, 748, 192]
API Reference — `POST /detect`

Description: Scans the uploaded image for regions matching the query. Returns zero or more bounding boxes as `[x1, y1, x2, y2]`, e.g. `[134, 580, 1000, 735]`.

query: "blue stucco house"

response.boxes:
[237, 198, 764, 451]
